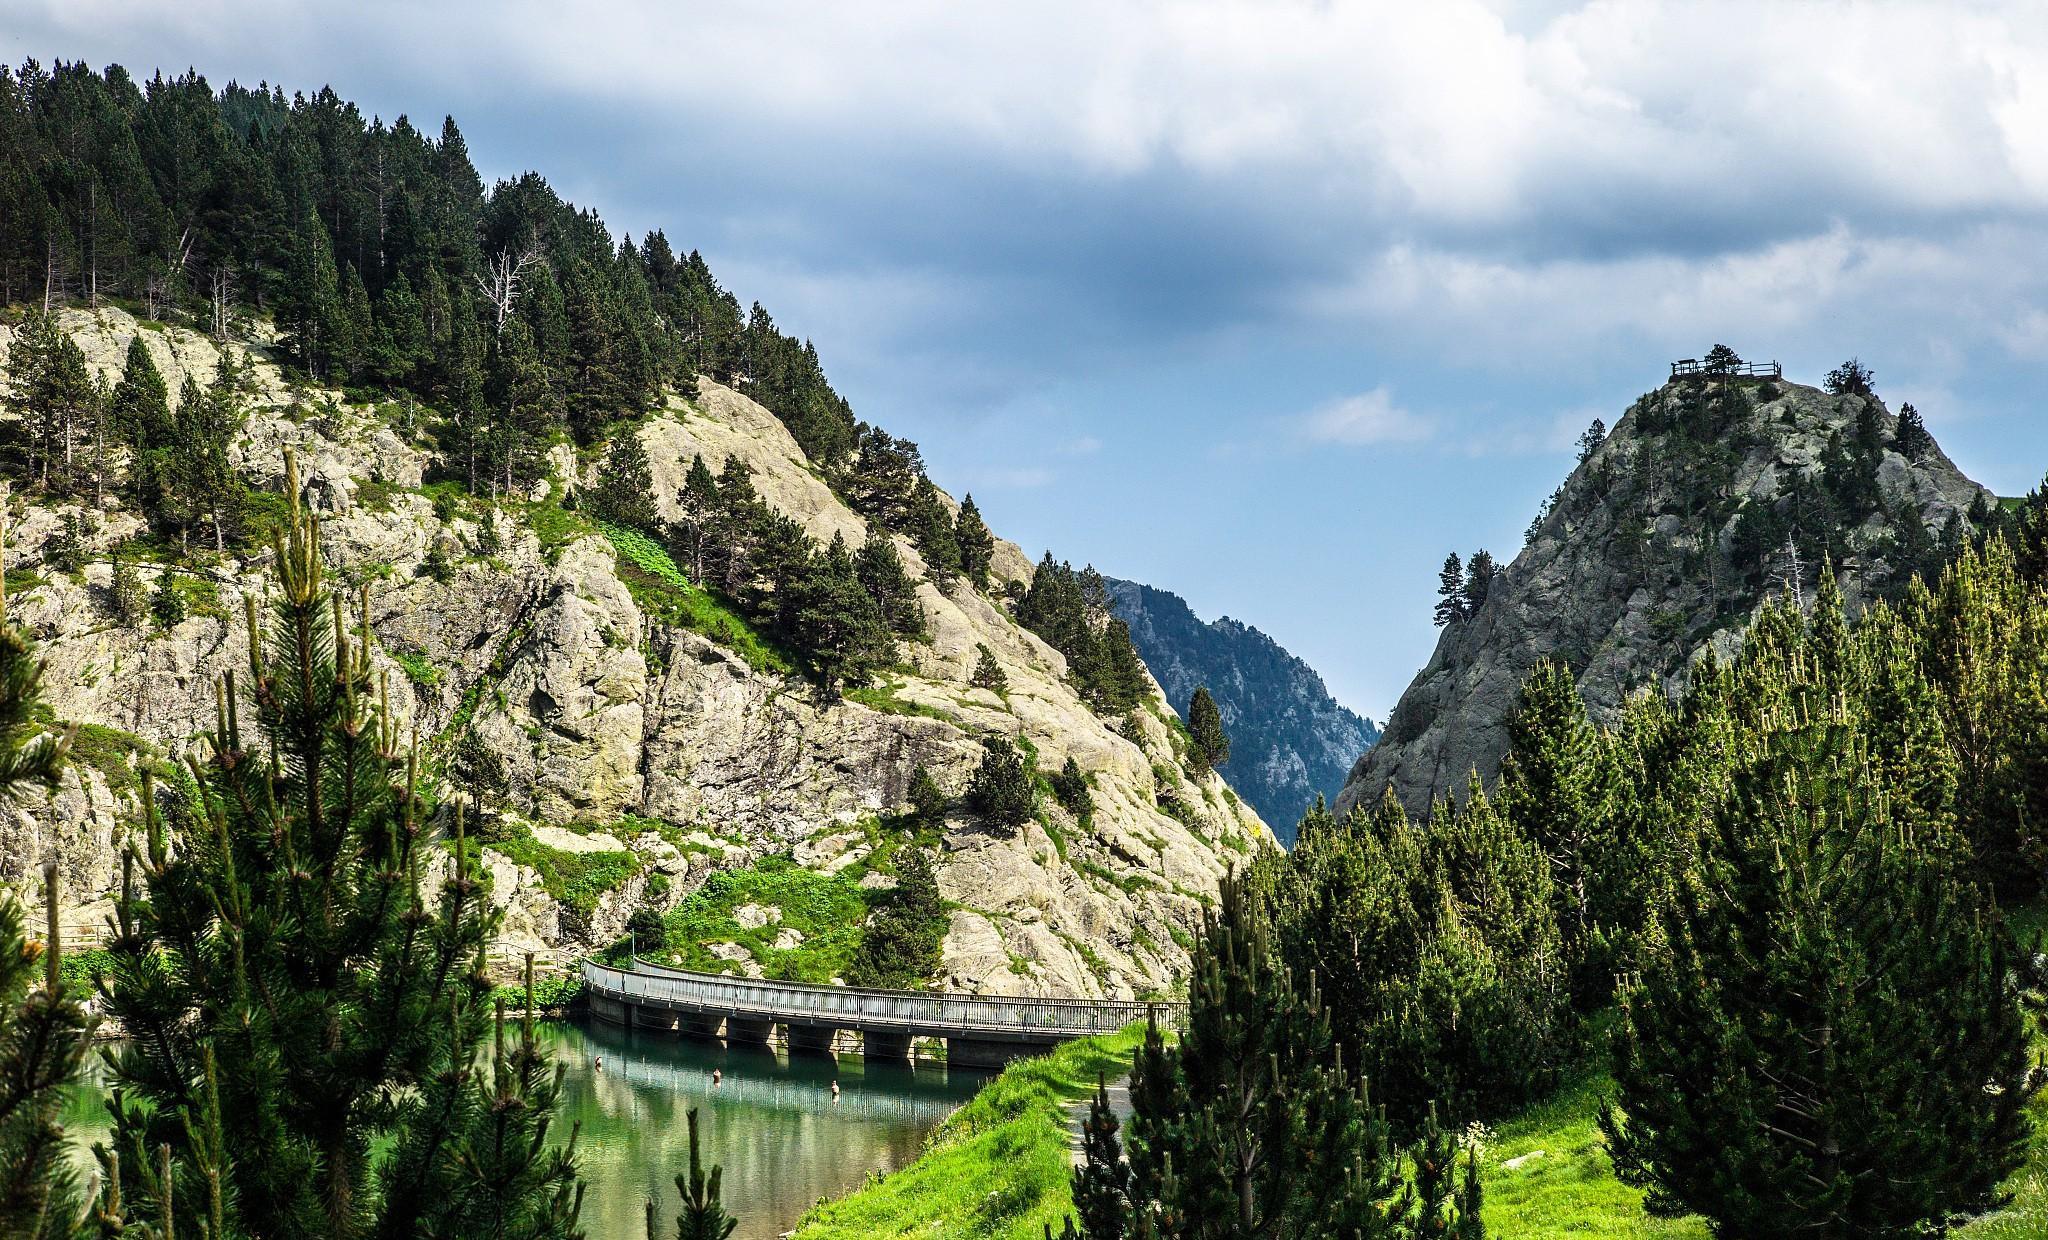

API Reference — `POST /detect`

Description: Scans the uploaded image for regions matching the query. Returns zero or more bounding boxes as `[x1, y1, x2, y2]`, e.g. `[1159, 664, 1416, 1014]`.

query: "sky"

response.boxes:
[11, 1, 2048, 719]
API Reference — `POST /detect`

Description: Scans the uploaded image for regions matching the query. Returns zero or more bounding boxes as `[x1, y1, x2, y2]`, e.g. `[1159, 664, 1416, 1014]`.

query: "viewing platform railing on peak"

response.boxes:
[1670, 358, 1782, 381]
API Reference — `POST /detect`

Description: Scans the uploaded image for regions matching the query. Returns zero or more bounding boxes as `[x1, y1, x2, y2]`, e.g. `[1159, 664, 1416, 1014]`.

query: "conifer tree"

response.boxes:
[1187, 686, 1229, 773]
[971, 642, 1007, 693]
[111, 333, 173, 512]
[1894, 402, 1932, 460]
[589, 427, 659, 530]
[955, 494, 994, 589]
[1071, 1076, 1128, 1239]
[790, 531, 893, 695]
[147, 569, 184, 629]
[97, 459, 583, 1239]
[1433, 553, 1465, 627]
[847, 847, 945, 989]
[1461, 550, 1496, 615]
[907, 476, 962, 587]
[1091, 874, 1484, 1238]
[907, 764, 948, 824]
[966, 734, 1036, 828]
[666, 1109, 737, 1240]
[0, 538, 87, 1239]
[1602, 602, 2038, 1238]
[1050, 756, 1092, 821]
[854, 528, 925, 639]
[1496, 659, 1605, 1004]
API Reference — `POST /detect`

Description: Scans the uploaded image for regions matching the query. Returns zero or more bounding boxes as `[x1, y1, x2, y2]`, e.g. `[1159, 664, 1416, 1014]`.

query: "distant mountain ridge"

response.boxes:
[1105, 578, 1378, 842]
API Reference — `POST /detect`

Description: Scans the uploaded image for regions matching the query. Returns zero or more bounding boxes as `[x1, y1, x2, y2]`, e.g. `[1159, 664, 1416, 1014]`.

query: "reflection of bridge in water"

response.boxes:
[583, 959, 1180, 1067]
[575, 1019, 973, 1127]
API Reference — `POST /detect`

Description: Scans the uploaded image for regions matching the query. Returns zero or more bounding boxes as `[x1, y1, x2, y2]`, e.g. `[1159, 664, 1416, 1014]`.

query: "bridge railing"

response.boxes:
[581, 959, 1179, 1038]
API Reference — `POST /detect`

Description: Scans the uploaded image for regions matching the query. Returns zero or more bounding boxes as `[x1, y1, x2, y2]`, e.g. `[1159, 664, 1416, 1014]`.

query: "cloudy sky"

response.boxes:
[12, 1, 2048, 720]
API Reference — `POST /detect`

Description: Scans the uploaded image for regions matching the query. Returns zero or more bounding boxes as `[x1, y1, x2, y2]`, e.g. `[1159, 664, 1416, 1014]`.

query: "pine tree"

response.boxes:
[1895, 402, 1932, 460]
[1097, 874, 1484, 1238]
[108, 552, 145, 625]
[1602, 602, 2038, 1238]
[1574, 418, 1606, 465]
[966, 734, 1036, 828]
[790, 531, 894, 695]
[1434, 553, 1466, 626]
[971, 642, 1007, 693]
[97, 460, 583, 1238]
[1071, 1076, 1128, 1239]
[1461, 549, 1496, 615]
[667, 1108, 737, 1240]
[1187, 686, 1229, 772]
[589, 427, 660, 530]
[1496, 659, 1605, 1004]
[855, 528, 925, 639]
[907, 476, 961, 587]
[1050, 756, 1092, 821]
[110, 333, 172, 512]
[674, 453, 722, 583]
[847, 847, 946, 989]
[955, 494, 995, 589]
[147, 569, 183, 629]
[907, 765, 948, 824]
[0, 537, 88, 1238]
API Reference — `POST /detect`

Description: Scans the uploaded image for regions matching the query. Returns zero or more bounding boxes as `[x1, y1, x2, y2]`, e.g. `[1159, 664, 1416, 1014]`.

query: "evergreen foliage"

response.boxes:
[846, 847, 946, 989]
[1825, 357, 1875, 397]
[906, 764, 948, 824]
[966, 734, 1037, 828]
[1186, 686, 1229, 773]
[1895, 402, 1932, 460]
[955, 495, 994, 589]
[94, 462, 584, 1238]
[1434, 553, 1465, 627]
[1461, 550, 1496, 616]
[0, 546, 87, 1239]
[1070, 874, 1485, 1238]
[666, 1108, 738, 1240]
[971, 643, 1008, 694]
[1016, 556, 1147, 714]
[1050, 756, 1093, 822]
[588, 426, 660, 530]
[1601, 591, 2040, 1237]
[1574, 418, 1606, 465]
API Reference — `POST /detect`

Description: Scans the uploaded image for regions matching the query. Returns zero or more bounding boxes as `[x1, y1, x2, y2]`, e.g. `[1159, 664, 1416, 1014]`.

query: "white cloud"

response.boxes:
[1063, 435, 1103, 456]
[1301, 388, 1434, 446]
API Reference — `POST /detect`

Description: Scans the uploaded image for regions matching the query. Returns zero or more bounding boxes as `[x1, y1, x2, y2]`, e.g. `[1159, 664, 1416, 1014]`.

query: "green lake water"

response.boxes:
[65, 1020, 989, 1240]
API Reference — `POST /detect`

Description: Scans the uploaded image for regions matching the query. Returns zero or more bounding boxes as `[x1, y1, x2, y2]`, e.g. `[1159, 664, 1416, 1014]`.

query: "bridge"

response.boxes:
[581, 958, 1177, 1067]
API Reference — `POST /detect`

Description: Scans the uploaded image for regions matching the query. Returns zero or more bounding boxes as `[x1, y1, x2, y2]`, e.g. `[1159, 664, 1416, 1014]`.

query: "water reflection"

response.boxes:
[544, 1020, 985, 1239]
[65, 1023, 988, 1240]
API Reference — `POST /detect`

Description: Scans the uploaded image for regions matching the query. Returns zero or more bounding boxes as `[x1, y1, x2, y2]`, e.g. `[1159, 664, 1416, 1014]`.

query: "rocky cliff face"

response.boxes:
[1339, 373, 1993, 817]
[0, 307, 1270, 999]
[1105, 577, 1376, 842]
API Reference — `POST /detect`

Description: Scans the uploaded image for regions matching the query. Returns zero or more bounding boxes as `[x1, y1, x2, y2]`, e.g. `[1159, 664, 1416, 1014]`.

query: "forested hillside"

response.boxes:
[0, 58, 1270, 999]
[1105, 575, 1377, 839]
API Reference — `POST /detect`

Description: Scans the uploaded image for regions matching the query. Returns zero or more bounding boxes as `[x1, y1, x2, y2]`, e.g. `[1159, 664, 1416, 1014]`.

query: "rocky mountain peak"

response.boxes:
[1338, 368, 1993, 816]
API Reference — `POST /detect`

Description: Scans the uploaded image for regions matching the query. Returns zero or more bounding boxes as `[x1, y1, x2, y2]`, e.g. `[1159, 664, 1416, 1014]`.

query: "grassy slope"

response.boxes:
[791, 1024, 1147, 1240]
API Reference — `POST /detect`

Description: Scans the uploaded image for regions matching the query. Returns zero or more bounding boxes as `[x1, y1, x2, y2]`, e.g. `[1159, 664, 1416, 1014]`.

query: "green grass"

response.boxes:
[387, 647, 441, 687]
[792, 1024, 1147, 1240]
[484, 823, 641, 917]
[651, 855, 869, 984]
[844, 679, 952, 722]
[594, 520, 795, 676]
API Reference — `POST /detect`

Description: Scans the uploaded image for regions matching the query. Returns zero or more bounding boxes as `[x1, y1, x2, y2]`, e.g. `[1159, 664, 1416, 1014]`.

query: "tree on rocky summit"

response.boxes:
[1434, 552, 1466, 627]
[966, 734, 1036, 828]
[1825, 356, 1875, 398]
[1702, 343, 1741, 374]
[1575, 417, 1606, 465]
[1462, 549, 1497, 616]
[1188, 686, 1230, 772]
[1895, 402, 1932, 460]
[96, 460, 584, 1238]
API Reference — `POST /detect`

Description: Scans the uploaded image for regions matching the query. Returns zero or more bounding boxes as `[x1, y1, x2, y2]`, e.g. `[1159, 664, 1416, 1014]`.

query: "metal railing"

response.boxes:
[1669, 358, 1782, 380]
[582, 959, 1177, 1038]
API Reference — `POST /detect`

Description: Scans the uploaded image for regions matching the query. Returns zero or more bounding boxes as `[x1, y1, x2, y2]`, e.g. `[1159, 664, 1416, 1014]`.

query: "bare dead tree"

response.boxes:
[210, 264, 235, 339]
[476, 242, 541, 336]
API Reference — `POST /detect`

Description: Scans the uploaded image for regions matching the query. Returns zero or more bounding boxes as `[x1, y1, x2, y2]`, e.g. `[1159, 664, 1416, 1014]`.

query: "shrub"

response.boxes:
[966, 735, 1036, 828]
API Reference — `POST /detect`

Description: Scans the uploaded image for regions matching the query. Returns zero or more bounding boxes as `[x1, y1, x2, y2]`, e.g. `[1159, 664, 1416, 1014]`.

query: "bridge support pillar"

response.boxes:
[947, 1037, 1044, 1070]
[588, 993, 632, 1027]
[679, 1013, 723, 1041]
[785, 1024, 839, 1057]
[631, 1006, 676, 1034]
[725, 1017, 774, 1047]
[862, 1030, 912, 1062]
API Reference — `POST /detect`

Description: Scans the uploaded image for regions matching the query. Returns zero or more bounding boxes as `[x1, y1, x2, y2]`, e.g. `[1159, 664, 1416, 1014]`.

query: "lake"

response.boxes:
[65, 1020, 990, 1240]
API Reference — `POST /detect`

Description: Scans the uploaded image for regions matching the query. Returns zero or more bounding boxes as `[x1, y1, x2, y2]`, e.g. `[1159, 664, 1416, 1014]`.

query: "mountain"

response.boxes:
[1, 306, 1270, 1000]
[1104, 577, 1377, 842]
[1338, 367, 1993, 817]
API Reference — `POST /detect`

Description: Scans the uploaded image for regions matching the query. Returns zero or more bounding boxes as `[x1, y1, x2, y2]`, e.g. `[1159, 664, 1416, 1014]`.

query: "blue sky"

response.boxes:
[13, 1, 2048, 718]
